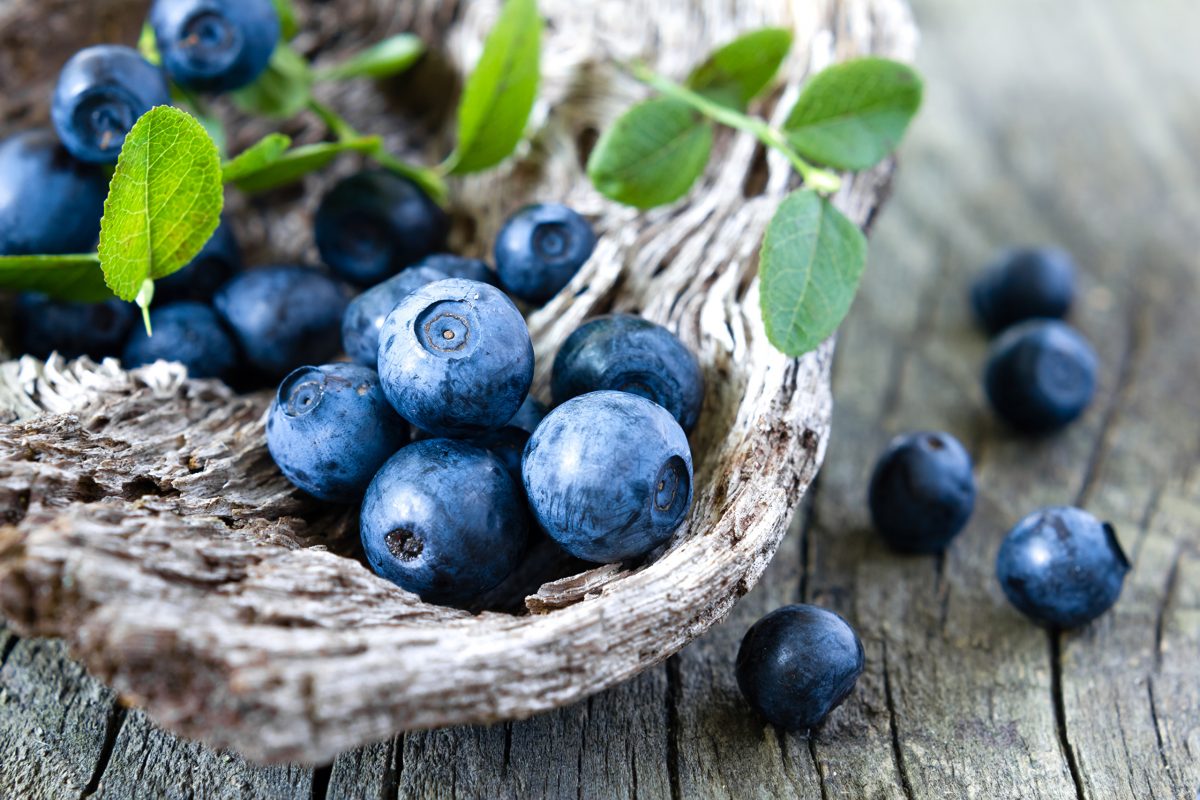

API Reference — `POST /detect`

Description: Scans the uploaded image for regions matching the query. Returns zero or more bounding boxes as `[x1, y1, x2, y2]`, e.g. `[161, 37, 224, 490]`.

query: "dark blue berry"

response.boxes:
[996, 506, 1130, 629]
[507, 395, 547, 434]
[522, 391, 693, 563]
[52, 45, 170, 164]
[360, 439, 530, 606]
[342, 265, 448, 367]
[315, 170, 449, 287]
[971, 247, 1076, 335]
[267, 363, 408, 503]
[494, 204, 596, 304]
[213, 266, 349, 380]
[0, 130, 108, 256]
[154, 217, 242, 304]
[470, 426, 529, 486]
[122, 302, 238, 379]
[150, 0, 280, 92]
[868, 431, 976, 554]
[15, 295, 135, 361]
[736, 605, 865, 732]
[984, 319, 1097, 434]
[552, 314, 704, 432]
[419, 254, 498, 286]
[378, 278, 533, 436]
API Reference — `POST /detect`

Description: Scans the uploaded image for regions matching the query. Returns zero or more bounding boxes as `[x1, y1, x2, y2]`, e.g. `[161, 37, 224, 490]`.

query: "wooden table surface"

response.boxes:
[2, 0, 1198, 797]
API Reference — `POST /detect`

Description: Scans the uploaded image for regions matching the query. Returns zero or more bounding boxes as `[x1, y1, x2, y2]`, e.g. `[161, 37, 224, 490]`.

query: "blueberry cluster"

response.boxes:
[736, 246, 1128, 735]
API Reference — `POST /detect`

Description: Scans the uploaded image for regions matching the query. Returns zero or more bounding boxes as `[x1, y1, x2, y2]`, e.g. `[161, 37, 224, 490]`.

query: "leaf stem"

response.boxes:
[307, 98, 359, 142]
[627, 62, 843, 194]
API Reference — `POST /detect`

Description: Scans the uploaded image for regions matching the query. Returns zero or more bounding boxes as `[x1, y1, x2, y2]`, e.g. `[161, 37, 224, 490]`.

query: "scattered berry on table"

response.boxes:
[342, 265, 448, 367]
[155, 217, 242, 304]
[267, 362, 409, 503]
[522, 390, 693, 563]
[494, 203, 597, 304]
[150, 0, 280, 92]
[15, 295, 136, 361]
[122, 301, 238, 379]
[996, 506, 1130, 628]
[360, 439, 530, 606]
[971, 247, 1077, 335]
[868, 431, 976, 554]
[736, 604, 865, 732]
[552, 313, 704, 432]
[52, 45, 170, 164]
[377, 278, 533, 436]
[984, 319, 1097, 434]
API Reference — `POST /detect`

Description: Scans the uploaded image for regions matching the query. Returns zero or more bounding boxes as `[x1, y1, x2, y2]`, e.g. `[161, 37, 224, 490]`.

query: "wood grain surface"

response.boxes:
[2, 0, 1198, 797]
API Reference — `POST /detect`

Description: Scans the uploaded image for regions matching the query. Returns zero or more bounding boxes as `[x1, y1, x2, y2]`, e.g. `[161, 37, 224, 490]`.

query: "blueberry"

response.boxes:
[984, 319, 1097, 434]
[736, 605, 865, 732]
[419, 254, 499, 286]
[315, 170, 449, 287]
[552, 314, 704, 432]
[51, 45, 170, 164]
[360, 439, 530, 606]
[507, 395, 547, 434]
[996, 506, 1130, 628]
[0, 130, 108, 255]
[971, 247, 1076, 335]
[522, 391, 693, 563]
[868, 431, 976, 554]
[150, 0, 280, 92]
[15, 295, 136, 361]
[341, 265, 448, 367]
[494, 204, 597, 304]
[267, 363, 409, 503]
[470, 426, 529, 485]
[377, 278, 533, 436]
[213, 266, 349, 379]
[121, 302, 238, 379]
[154, 217, 242, 304]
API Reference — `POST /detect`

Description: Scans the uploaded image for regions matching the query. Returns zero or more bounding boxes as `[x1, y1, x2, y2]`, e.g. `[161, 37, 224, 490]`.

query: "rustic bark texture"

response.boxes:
[0, 0, 915, 767]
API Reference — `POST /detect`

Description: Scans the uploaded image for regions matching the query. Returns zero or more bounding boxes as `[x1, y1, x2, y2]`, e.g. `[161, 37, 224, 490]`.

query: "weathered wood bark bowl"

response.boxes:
[0, 0, 915, 764]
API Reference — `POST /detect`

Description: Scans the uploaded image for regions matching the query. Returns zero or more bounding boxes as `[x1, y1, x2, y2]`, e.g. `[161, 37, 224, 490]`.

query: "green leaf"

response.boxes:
[97, 107, 224, 301]
[221, 133, 293, 182]
[232, 43, 313, 119]
[229, 137, 380, 194]
[783, 57, 922, 170]
[448, 0, 542, 174]
[0, 254, 112, 302]
[317, 34, 425, 81]
[138, 23, 161, 66]
[586, 98, 713, 209]
[686, 28, 793, 110]
[758, 189, 867, 356]
[272, 0, 299, 40]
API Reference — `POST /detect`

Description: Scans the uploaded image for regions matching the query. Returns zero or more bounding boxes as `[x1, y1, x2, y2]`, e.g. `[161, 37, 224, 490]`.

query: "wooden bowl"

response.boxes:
[0, 0, 915, 764]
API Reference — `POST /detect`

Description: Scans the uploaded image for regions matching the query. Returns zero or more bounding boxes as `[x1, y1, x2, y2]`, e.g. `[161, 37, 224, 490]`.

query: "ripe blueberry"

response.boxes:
[868, 431, 976, 554]
[470, 426, 529, 486]
[267, 363, 408, 503]
[507, 395, 547, 434]
[342, 265, 448, 366]
[122, 302, 238, 379]
[984, 319, 1097, 434]
[315, 170, 449, 287]
[522, 391, 693, 563]
[996, 506, 1130, 628]
[377, 278, 534, 436]
[52, 45, 170, 164]
[494, 204, 596, 304]
[150, 0, 280, 92]
[736, 605, 865, 732]
[15, 295, 135, 361]
[552, 314, 704, 432]
[0, 130, 107, 256]
[971, 247, 1076, 335]
[360, 439, 530, 607]
[419, 254, 499, 286]
[155, 217, 242, 304]
[213, 265, 349, 380]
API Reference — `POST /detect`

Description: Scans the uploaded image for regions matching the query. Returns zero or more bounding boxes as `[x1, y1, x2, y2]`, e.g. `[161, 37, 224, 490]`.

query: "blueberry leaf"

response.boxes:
[317, 34, 425, 81]
[448, 0, 542, 174]
[783, 57, 922, 170]
[587, 98, 713, 209]
[221, 133, 294, 182]
[759, 189, 867, 356]
[686, 27, 793, 110]
[271, 0, 299, 41]
[0, 254, 112, 302]
[229, 137, 380, 194]
[97, 106, 224, 302]
[138, 22, 161, 65]
[232, 43, 312, 119]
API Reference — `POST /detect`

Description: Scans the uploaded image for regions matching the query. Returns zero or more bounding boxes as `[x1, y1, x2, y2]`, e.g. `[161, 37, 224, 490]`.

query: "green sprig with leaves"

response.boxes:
[587, 32, 923, 357]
